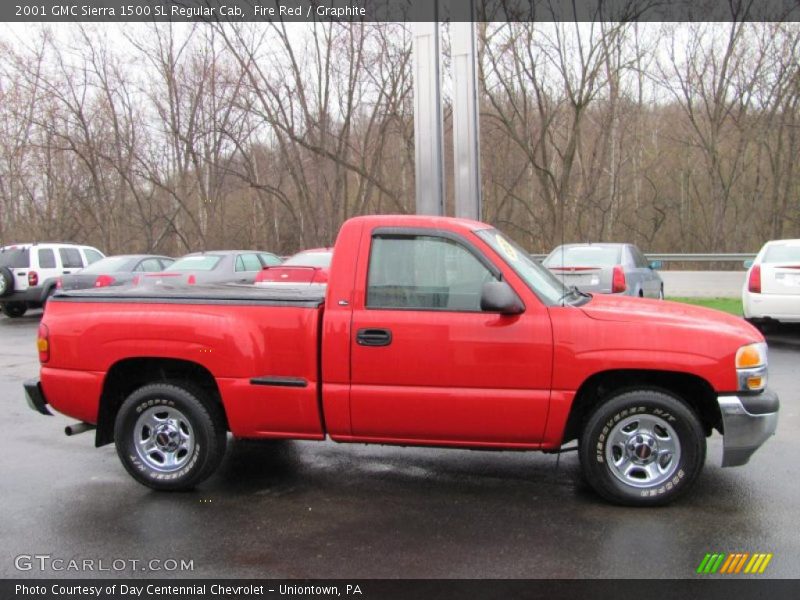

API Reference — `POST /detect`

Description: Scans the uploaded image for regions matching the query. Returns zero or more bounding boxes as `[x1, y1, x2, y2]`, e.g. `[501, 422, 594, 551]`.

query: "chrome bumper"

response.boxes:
[718, 390, 779, 467]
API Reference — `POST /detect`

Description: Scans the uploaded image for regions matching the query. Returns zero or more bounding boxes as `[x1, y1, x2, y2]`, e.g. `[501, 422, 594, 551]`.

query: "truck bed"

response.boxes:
[42, 283, 327, 439]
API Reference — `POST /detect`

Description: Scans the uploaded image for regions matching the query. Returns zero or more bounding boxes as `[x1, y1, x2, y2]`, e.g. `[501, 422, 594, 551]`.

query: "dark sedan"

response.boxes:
[59, 255, 174, 290]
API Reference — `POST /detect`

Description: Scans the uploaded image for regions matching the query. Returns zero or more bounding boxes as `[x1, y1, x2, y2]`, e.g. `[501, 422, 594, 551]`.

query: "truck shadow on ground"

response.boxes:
[211, 437, 600, 504]
[764, 323, 800, 348]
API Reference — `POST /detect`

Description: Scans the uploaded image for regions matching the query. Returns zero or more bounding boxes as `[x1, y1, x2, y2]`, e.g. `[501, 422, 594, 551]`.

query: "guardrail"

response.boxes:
[530, 253, 757, 264]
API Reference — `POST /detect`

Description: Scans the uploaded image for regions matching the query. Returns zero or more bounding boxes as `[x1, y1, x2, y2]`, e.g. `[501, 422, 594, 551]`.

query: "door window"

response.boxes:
[367, 235, 498, 311]
[37, 249, 56, 269]
[135, 258, 163, 272]
[59, 248, 83, 268]
[236, 253, 263, 272]
[83, 248, 104, 265]
[259, 253, 282, 267]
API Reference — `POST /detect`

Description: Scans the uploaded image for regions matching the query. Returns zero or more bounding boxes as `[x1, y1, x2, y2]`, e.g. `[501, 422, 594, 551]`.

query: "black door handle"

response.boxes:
[356, 328, 392, 347]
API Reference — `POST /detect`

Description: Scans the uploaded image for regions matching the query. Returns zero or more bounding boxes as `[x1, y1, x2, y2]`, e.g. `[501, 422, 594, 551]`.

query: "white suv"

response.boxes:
[0, 243, 105, 317]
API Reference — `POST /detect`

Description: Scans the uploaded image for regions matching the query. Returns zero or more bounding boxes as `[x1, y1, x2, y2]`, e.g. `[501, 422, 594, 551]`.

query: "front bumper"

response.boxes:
[24, 378, 52, 416]
[718, 389, 779, 467]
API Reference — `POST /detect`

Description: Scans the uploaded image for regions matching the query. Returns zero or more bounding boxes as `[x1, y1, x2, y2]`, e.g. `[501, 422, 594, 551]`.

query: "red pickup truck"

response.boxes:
[25, 215, 779, 505]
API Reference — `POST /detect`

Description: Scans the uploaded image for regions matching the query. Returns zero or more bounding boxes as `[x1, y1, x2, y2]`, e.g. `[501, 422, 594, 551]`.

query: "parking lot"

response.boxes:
[1, 309, 798, 579]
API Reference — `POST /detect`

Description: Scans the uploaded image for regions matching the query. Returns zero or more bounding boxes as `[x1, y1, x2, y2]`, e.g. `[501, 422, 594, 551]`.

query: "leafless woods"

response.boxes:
[0, 21, 797, 255]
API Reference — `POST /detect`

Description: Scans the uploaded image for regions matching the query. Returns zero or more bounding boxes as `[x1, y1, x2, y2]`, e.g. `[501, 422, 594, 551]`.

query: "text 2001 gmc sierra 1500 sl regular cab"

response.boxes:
[25, 215, 779, 505]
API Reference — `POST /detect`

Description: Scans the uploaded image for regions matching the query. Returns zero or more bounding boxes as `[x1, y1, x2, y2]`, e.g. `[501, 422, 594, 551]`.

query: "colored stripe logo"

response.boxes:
[697, 553, 773, 574]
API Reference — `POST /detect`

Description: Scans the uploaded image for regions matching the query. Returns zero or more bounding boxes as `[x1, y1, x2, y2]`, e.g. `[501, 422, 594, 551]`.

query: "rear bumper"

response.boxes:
[24, 378, 52, 416]
[718, 390, 779, 467]
[743, 292, 800, 322]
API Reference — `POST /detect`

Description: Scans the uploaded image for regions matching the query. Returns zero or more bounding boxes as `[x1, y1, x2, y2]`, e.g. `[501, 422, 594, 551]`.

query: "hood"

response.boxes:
[580, 294, 762, 341]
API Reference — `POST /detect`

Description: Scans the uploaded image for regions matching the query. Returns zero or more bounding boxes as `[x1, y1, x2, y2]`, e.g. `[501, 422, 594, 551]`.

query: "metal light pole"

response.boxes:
[451, 17, 482, 220]
[412, 17, 445, 216]
[412, 3, 482, 219]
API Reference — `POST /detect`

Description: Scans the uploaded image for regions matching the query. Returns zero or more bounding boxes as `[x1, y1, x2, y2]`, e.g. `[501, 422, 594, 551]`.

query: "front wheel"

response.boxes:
[114, 383, 227, 491]
[579, 390, 706, 506]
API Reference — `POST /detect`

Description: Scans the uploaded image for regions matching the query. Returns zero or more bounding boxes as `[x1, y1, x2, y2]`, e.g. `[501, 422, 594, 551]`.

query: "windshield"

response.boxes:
[476, 229, 568, 306]
[284, 251, 332, 268]
[544, 245, 621, 267]
[763, 243, 800, 263]
[166, 255, 222, 272]
[80, 256, 132, 274]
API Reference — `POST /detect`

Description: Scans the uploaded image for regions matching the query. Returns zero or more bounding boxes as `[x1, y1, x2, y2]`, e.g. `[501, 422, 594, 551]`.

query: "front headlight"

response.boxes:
[736, 342, 768, 391]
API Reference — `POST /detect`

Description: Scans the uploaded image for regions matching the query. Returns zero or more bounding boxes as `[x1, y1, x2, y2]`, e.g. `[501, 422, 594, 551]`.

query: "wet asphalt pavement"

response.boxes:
[1, 311, 798, 580]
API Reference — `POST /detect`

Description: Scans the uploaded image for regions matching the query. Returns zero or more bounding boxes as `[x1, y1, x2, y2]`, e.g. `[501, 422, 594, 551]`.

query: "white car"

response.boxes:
[742, 239, 800, 328]
[0, 242, 105, 318]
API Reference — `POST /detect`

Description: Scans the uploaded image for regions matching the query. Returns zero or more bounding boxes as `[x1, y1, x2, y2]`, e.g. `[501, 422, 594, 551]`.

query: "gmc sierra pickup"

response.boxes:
[25, 215, 779, 505]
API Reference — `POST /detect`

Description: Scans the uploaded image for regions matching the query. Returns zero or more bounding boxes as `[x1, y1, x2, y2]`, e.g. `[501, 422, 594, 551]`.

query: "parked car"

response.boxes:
[137, 250, 282, 286]
[255, 248, 333, 285]
[543, 243, 663, 298]
[26, 215, 777, 506]
[743, 238, 800, 328]
[0, 242, 104, 317]
[59, 255, 175, 291]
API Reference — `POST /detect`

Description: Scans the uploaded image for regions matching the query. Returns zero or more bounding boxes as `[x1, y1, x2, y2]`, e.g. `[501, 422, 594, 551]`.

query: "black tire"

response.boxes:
[745, 318, 773, 335]
[579, 389, 706, 506]
[0, 267, 14, 297]
[2, 302, 28, 318]
[114, 383, 227, 491]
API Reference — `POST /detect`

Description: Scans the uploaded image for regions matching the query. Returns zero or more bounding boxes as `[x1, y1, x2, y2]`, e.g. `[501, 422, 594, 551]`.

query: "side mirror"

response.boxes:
[649, 260, 662, 270]
[743, 259, 754, 269]
[480, 281, 524, 315]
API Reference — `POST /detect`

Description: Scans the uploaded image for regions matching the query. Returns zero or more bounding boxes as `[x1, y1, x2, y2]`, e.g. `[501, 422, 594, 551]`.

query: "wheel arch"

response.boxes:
[562, 369, 720, 444]
[96, 357, 227, 447]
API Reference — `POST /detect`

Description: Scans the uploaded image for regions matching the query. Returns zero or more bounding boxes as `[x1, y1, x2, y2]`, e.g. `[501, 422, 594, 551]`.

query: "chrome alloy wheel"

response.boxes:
[134, 405, 195, 473]
[605, 414, 681, 488]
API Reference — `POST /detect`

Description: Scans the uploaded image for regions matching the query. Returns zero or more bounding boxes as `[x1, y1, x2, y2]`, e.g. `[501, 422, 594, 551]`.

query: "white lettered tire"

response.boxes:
[114, 383, 227, 491]
[579, 390, 706, 506]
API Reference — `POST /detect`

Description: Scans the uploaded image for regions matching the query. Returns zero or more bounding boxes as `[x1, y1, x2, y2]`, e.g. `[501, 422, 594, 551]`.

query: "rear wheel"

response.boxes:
[2, 302, 27, 318]
[114, 383, 227, 491]
[579, 389, 706, 506]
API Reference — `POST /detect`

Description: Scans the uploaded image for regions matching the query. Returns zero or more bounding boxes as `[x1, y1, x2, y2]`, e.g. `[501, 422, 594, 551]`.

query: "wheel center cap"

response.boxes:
[154, 425, 180, 452]
[627, 433, 657, 464]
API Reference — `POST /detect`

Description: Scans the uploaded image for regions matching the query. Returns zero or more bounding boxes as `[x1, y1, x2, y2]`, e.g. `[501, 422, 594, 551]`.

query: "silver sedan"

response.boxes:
[138, 250, 282, 286]
[543, 243, 664, 298]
